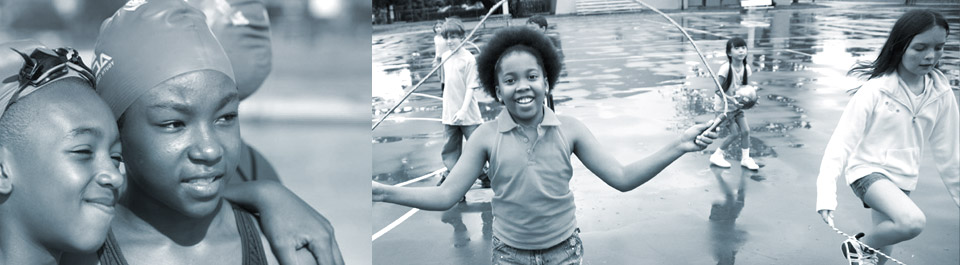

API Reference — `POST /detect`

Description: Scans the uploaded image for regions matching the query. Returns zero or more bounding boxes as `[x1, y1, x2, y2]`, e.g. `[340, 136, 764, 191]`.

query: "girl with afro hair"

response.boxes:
[374, 27, 717, 264]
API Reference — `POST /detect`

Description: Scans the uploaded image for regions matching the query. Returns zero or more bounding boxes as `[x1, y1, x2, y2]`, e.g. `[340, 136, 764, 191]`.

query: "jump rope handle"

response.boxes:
[701, 113, 727, 137]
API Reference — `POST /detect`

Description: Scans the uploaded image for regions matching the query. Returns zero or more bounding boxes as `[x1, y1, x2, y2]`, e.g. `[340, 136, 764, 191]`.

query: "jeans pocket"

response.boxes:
[561, 231, 584, 264]
[492, 235, 504, 251]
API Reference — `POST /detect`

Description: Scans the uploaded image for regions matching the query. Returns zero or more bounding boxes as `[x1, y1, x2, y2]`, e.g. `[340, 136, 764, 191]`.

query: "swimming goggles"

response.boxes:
[5, 47, 96, 110]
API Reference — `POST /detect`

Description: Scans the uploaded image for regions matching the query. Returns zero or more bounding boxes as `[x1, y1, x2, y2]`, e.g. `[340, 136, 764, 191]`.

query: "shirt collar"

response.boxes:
[497, 106, 562, 133]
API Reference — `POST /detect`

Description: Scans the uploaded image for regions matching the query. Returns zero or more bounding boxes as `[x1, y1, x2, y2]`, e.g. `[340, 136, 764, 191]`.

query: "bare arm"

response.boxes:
[569, 117, 714, 192]
[224, 181, 343, 265]
[373, 125, 490, 210]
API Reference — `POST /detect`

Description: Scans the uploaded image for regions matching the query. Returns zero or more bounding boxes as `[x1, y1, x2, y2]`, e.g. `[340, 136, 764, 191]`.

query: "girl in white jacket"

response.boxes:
[815, 10, 959, 265]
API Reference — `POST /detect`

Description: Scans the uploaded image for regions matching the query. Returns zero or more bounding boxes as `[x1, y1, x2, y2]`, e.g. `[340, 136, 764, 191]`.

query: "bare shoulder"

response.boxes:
[558, 114, 587, 127]
[469, 121, 499, 150]
[474, 120, 499, 138]
[557, 115, 590, 138]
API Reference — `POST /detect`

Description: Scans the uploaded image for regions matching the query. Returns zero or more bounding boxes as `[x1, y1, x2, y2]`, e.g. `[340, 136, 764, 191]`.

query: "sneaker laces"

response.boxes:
[830, 225, 906, 265]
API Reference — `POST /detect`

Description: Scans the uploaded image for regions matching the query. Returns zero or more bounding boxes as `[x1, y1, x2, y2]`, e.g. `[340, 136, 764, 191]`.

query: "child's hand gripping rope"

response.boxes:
[684, 123, 719, 151]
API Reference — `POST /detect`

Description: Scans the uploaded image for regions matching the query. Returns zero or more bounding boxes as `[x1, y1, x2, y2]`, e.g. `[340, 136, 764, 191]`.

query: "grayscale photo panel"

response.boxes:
[1, 0, 369, 265]
[371, 0, 959, 264]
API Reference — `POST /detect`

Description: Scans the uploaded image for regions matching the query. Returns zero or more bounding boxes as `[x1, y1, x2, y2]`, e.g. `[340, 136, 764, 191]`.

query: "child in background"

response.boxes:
[709, 37, 759, 170]
[436, 18, 487, 188]
[433, 20, 449, 67]
[525, 15, 563, 61]
[433, 20, 448, 92]
[525, 15, 563, 110]
[815, 10, 958, 265]
[0, 42, 123, 265]
[374, 27, 716, 264]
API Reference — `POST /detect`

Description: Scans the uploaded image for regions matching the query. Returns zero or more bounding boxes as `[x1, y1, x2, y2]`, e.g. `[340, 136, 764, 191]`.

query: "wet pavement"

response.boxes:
[372, 2, 959, 264]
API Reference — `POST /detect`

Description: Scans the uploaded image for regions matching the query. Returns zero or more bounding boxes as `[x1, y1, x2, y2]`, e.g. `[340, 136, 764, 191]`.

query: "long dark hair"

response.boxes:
[722, 37, 748, 92]
[848, 10, 949, 93]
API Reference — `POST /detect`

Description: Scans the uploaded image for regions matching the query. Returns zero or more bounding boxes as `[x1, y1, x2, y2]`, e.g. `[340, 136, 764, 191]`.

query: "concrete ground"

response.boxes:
[372, 2, 959, 264]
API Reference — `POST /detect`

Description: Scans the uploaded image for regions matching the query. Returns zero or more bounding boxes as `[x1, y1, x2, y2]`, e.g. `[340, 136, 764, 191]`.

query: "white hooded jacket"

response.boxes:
[816, 69, 960, 211]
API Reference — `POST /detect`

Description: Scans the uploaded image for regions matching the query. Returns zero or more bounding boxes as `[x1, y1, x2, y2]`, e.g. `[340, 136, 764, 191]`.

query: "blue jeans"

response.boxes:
[492, 230, 583, 265]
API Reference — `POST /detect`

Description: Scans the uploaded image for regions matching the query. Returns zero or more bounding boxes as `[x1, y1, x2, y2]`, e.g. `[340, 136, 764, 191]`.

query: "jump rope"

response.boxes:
[625, 1, 908, 263]
[372, 1, 907, 263]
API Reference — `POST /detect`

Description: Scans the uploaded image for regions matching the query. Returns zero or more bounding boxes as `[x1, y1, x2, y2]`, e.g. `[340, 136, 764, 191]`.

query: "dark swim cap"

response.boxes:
[187, 0, 272, 100]
[93, 0, 236, 118]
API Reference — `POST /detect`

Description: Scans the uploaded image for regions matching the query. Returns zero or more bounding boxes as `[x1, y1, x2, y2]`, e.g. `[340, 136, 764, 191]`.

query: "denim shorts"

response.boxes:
[850, 172, 910, 209]
[492, 229, 583, 265]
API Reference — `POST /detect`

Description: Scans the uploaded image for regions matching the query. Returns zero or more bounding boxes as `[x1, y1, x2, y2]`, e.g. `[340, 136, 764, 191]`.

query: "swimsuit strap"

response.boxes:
[96, 206, 268, 265]
[98, 230, 130, 265]
[232, 205, 269, 265]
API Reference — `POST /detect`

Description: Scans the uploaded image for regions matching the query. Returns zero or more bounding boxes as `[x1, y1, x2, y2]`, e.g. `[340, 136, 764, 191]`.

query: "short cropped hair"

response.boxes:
[526, 15, 548, 30]
[0, 78, 90, 147]
[476, 27, 561, 102]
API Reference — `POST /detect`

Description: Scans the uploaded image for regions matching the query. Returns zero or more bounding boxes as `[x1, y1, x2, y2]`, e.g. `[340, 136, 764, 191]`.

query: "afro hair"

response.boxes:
[476, 26, 561, 102]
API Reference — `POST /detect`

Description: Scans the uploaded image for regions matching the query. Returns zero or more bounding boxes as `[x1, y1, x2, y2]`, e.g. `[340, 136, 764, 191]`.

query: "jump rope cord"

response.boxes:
[627, 0, 736, 134]
[632, 2, 907, 263]
[372, 0, 508, 131]
[830, 224, 907, 265]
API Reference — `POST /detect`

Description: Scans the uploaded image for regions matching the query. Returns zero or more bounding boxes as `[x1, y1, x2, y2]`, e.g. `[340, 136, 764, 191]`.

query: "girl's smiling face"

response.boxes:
[496, 50, 548, 124]
[899, 25, 946, 79]
[3, 80, 124, 253]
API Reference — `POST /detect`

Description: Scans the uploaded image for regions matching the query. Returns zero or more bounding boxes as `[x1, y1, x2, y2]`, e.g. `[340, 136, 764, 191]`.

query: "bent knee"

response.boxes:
[895, 212, 926, 238]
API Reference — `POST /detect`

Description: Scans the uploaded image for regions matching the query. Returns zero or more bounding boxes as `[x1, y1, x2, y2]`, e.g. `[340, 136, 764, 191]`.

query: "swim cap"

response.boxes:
[93, 0, 235, 118]
[186, 0, 272, 100]
[0, 40, 96, 118]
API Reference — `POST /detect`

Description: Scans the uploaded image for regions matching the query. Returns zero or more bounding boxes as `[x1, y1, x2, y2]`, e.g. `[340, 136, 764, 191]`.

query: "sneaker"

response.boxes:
[710, 150, 731, 168]
[741, 156, 759, 170]
[841, 233, 878, 265]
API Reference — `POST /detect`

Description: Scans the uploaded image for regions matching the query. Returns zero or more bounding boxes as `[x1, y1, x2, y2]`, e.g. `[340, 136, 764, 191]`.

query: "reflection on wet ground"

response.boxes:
[373, 2, 959, 264]
[709, 166, 751, 265]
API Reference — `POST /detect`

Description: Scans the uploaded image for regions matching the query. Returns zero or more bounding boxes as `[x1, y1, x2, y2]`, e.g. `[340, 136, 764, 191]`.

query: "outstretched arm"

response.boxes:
[374, 126, 489, 210]
[571, 118, 715, 192]
[225, 181, 343, 265]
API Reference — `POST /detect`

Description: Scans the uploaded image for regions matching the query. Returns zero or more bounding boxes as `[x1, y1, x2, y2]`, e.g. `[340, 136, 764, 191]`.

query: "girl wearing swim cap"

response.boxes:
[62, 1, 323, 264]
